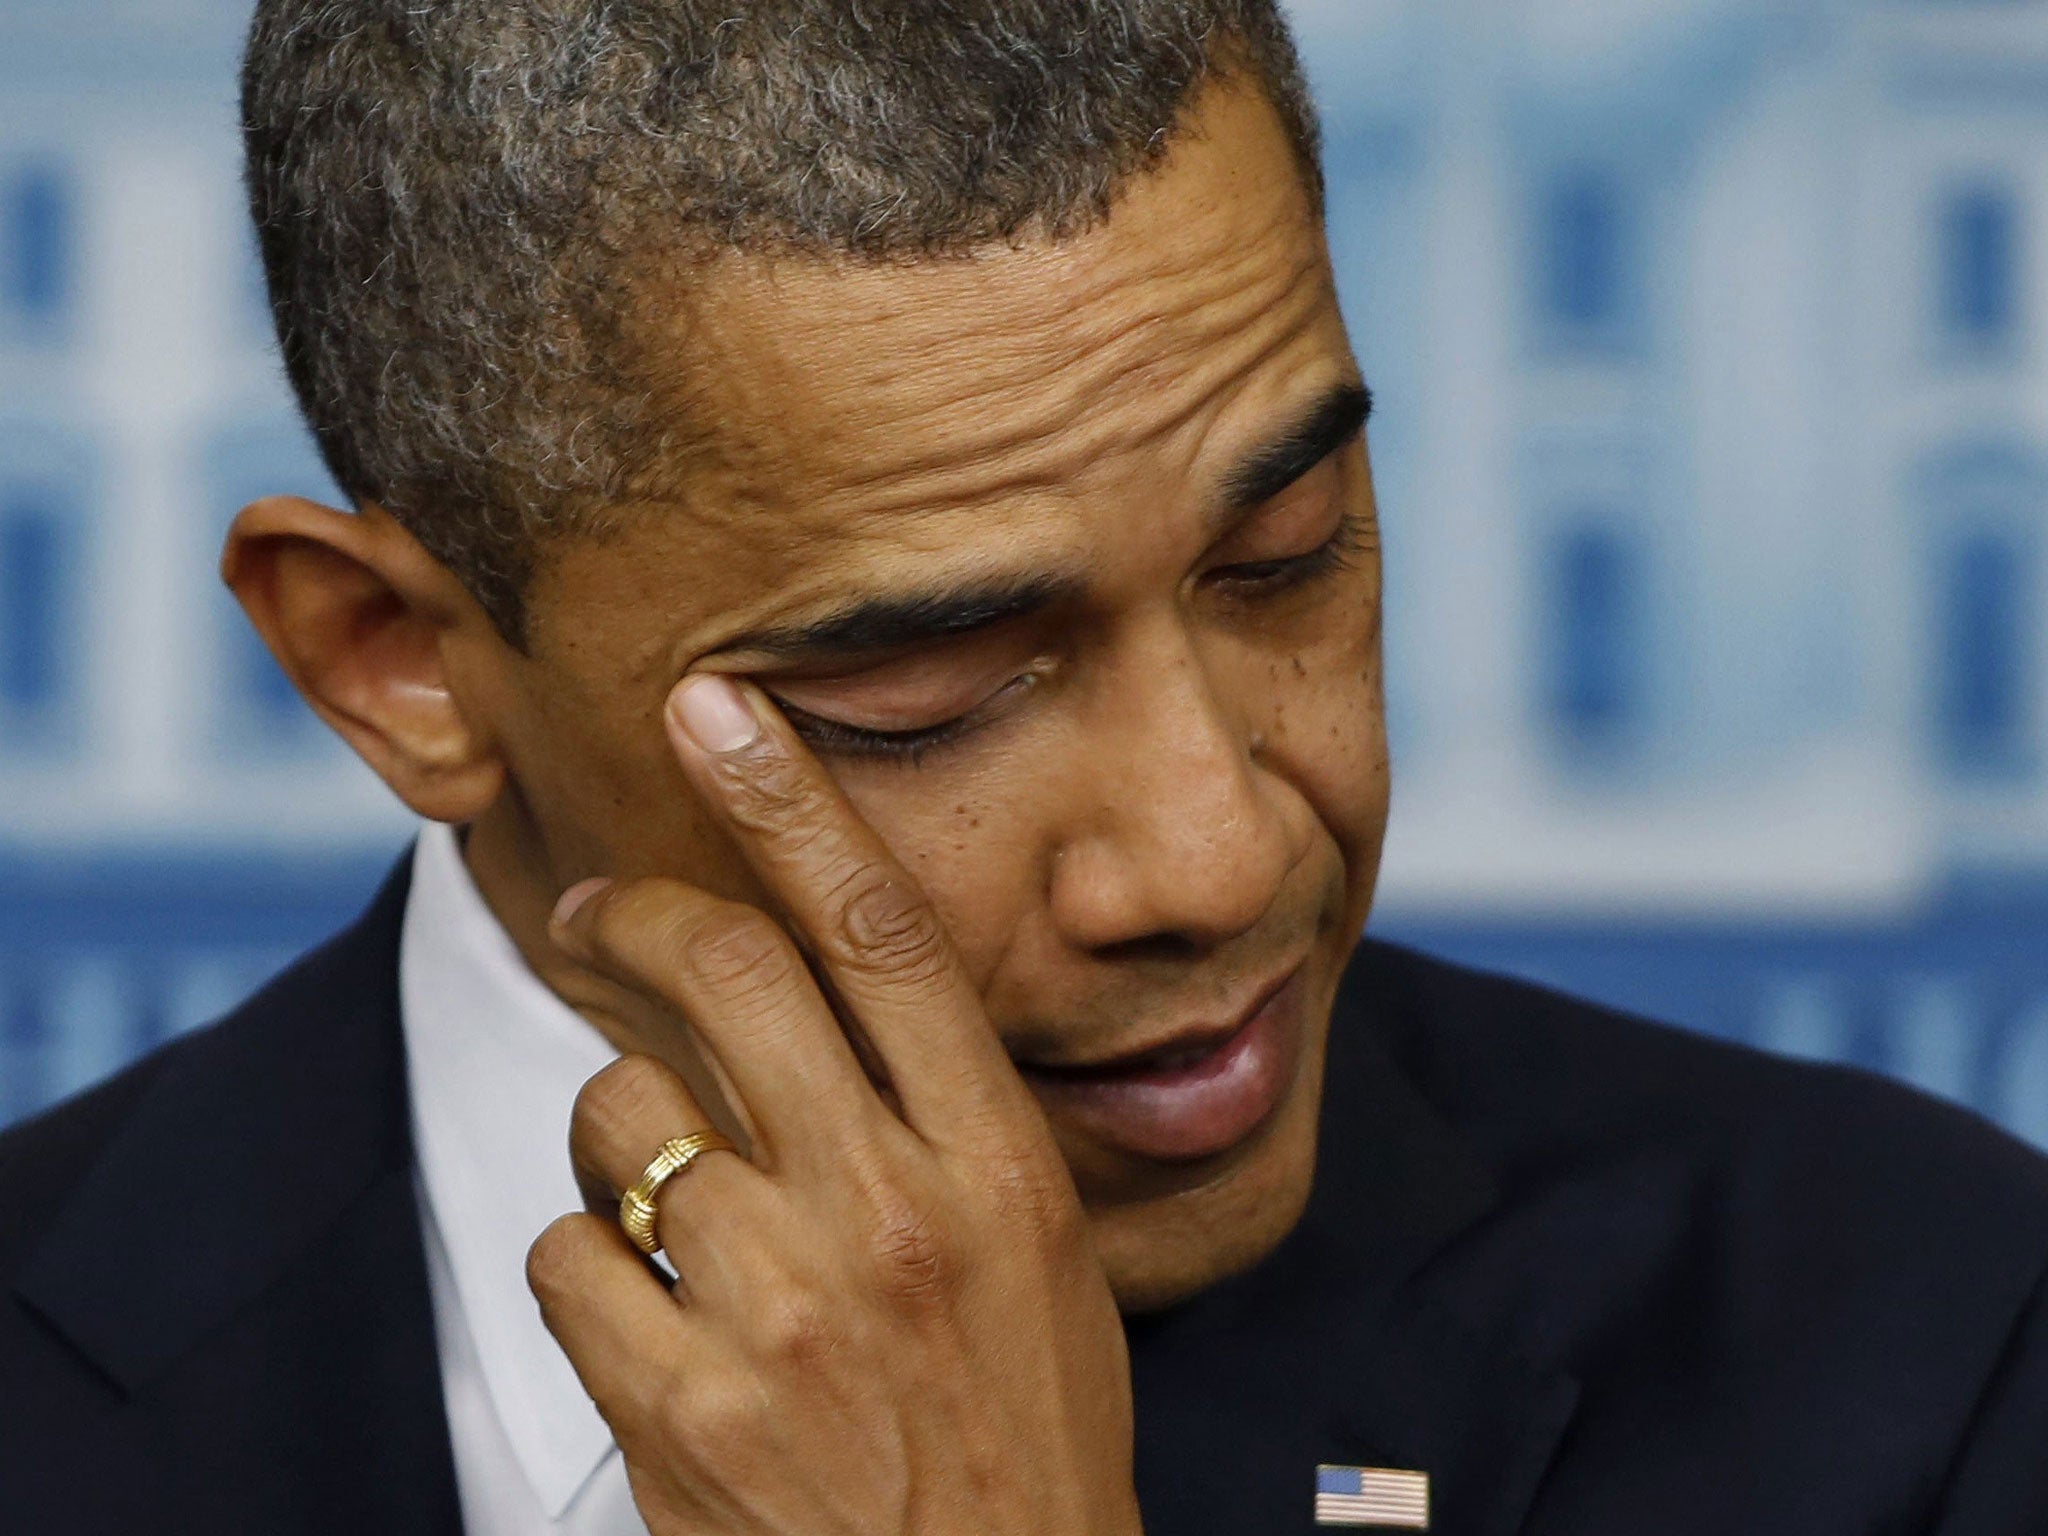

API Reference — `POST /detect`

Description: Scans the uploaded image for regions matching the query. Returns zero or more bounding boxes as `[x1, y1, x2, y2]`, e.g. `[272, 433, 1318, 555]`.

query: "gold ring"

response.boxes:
[618, 1131, 738, 1256]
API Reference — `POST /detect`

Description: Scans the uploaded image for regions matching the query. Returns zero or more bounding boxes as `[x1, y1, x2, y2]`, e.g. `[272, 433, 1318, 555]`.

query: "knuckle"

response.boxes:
[982, 1153, 1077, 1242]
[679, 905, 802, 998]
[525, 1213, 602, 1305]
[579, 878, 688, 965]
[859, 1183, 961, 1310]
[757, 1287, 840, 1366]
[716, 747, 821, 833]
[570, 1053, 676, 1175]
[837, 873, 951, 985]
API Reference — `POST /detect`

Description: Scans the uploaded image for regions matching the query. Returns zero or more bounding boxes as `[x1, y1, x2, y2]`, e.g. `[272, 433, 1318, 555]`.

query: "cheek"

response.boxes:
[829, 759, 1046, 992]
[1256, 592, 1391, 876]
[504, 666, 754, 893]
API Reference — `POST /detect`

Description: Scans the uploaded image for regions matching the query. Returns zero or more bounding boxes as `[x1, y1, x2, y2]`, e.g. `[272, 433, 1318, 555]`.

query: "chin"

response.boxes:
[1087, 1073, 1324, 1316]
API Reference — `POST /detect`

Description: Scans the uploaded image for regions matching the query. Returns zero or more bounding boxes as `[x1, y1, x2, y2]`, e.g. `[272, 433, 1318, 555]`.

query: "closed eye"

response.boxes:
[765, 437, 1373, 768]
[778, 702, 977, 765]
[1210, 503, 1374, 595]
[772, 672, 1043, 766]
[778, 510, 1372, 768]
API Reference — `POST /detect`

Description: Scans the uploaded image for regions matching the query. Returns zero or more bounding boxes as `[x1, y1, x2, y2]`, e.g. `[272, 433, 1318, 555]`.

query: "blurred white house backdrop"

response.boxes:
[1, 0, 2045, 1140]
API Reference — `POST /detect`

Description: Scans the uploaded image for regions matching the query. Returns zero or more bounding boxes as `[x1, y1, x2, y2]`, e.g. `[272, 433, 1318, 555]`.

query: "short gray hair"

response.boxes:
[241, 0, 1324, 642]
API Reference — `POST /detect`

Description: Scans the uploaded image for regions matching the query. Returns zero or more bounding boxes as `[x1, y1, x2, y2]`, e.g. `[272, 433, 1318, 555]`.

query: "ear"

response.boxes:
[221, 496, 508, 824]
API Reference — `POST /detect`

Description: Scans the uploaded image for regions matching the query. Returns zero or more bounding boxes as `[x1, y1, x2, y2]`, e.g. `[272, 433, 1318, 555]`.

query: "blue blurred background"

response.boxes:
[1, 0, 2044, 1144]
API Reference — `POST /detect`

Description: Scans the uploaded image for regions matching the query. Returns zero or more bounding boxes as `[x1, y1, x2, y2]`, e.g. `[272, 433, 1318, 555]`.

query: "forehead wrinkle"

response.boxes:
[880, 211, 1320, 416]
[784, 241, 1338, 518]
[647, 275, 1343, 680]
[556, 235, 1340, 683]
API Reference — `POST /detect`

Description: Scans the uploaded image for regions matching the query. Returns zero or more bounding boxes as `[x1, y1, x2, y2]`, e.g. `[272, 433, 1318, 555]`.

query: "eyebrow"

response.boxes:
[719, 380, 1373, 668]
[718, 573, 1082, 665]
[1215, 380, 1373, 517]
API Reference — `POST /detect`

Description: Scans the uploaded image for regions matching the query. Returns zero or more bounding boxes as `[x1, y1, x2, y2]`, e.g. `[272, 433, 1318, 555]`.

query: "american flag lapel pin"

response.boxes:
[1314, 1464, 1431, 1529]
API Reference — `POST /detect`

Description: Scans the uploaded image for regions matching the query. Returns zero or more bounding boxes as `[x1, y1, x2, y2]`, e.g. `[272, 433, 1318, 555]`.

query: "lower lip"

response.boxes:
[1022, 973, 1304, 1163]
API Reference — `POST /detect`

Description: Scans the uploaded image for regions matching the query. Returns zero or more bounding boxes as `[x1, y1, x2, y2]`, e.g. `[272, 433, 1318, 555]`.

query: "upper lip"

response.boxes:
[1013, 962, 1302, 1079]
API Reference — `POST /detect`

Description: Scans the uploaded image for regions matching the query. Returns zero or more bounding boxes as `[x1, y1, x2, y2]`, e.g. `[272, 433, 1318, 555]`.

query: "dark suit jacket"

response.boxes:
[5, 861, 2047, 1535]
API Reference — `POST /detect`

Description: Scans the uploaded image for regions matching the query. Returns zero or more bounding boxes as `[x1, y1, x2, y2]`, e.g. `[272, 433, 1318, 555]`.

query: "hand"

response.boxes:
[525, 674, 1142, 1536]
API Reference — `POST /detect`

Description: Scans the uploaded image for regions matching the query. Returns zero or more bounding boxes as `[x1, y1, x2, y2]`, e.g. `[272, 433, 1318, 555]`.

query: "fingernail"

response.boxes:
[552, 877, 611, 930]
[671, 675, 761, 756]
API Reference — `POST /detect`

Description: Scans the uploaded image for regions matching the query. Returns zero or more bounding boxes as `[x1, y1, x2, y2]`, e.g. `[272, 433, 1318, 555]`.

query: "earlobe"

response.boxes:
[221, 496, 508, 824]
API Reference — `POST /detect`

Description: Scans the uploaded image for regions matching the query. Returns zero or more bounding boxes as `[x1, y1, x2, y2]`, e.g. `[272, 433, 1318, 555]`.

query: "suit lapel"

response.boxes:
[1314, 1292, 1582, 1536]
[14, 857, 462, 1536]
[12, 887, 1577, 1535]
[1129, 947, 1579, 1535]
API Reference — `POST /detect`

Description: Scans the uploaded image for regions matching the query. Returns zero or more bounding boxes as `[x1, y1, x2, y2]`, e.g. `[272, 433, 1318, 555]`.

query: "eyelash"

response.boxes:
[779, 700, 989, 767]
[1210, 503, 1373, 596]
[780, 504, 1372, 765]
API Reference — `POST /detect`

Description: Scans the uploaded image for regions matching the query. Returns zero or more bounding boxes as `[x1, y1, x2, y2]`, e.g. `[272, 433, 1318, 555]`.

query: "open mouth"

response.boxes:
[1022, 1020, 1253, 1081]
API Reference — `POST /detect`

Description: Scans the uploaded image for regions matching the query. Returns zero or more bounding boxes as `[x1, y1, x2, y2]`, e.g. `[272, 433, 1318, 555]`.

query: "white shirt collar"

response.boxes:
[400, 823, 622, 1519]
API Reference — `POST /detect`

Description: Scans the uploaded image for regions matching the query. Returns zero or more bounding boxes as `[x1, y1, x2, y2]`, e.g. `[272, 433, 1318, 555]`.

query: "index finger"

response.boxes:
[665, 672, 1040, 1155]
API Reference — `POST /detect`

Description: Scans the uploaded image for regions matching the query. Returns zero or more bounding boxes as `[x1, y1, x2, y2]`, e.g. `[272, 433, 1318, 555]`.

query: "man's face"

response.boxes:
[482, 80, 1388, 1310]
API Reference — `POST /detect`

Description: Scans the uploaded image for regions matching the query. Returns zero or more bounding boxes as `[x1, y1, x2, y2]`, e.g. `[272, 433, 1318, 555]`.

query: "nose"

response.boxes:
[1046, 636, 1299, 956]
